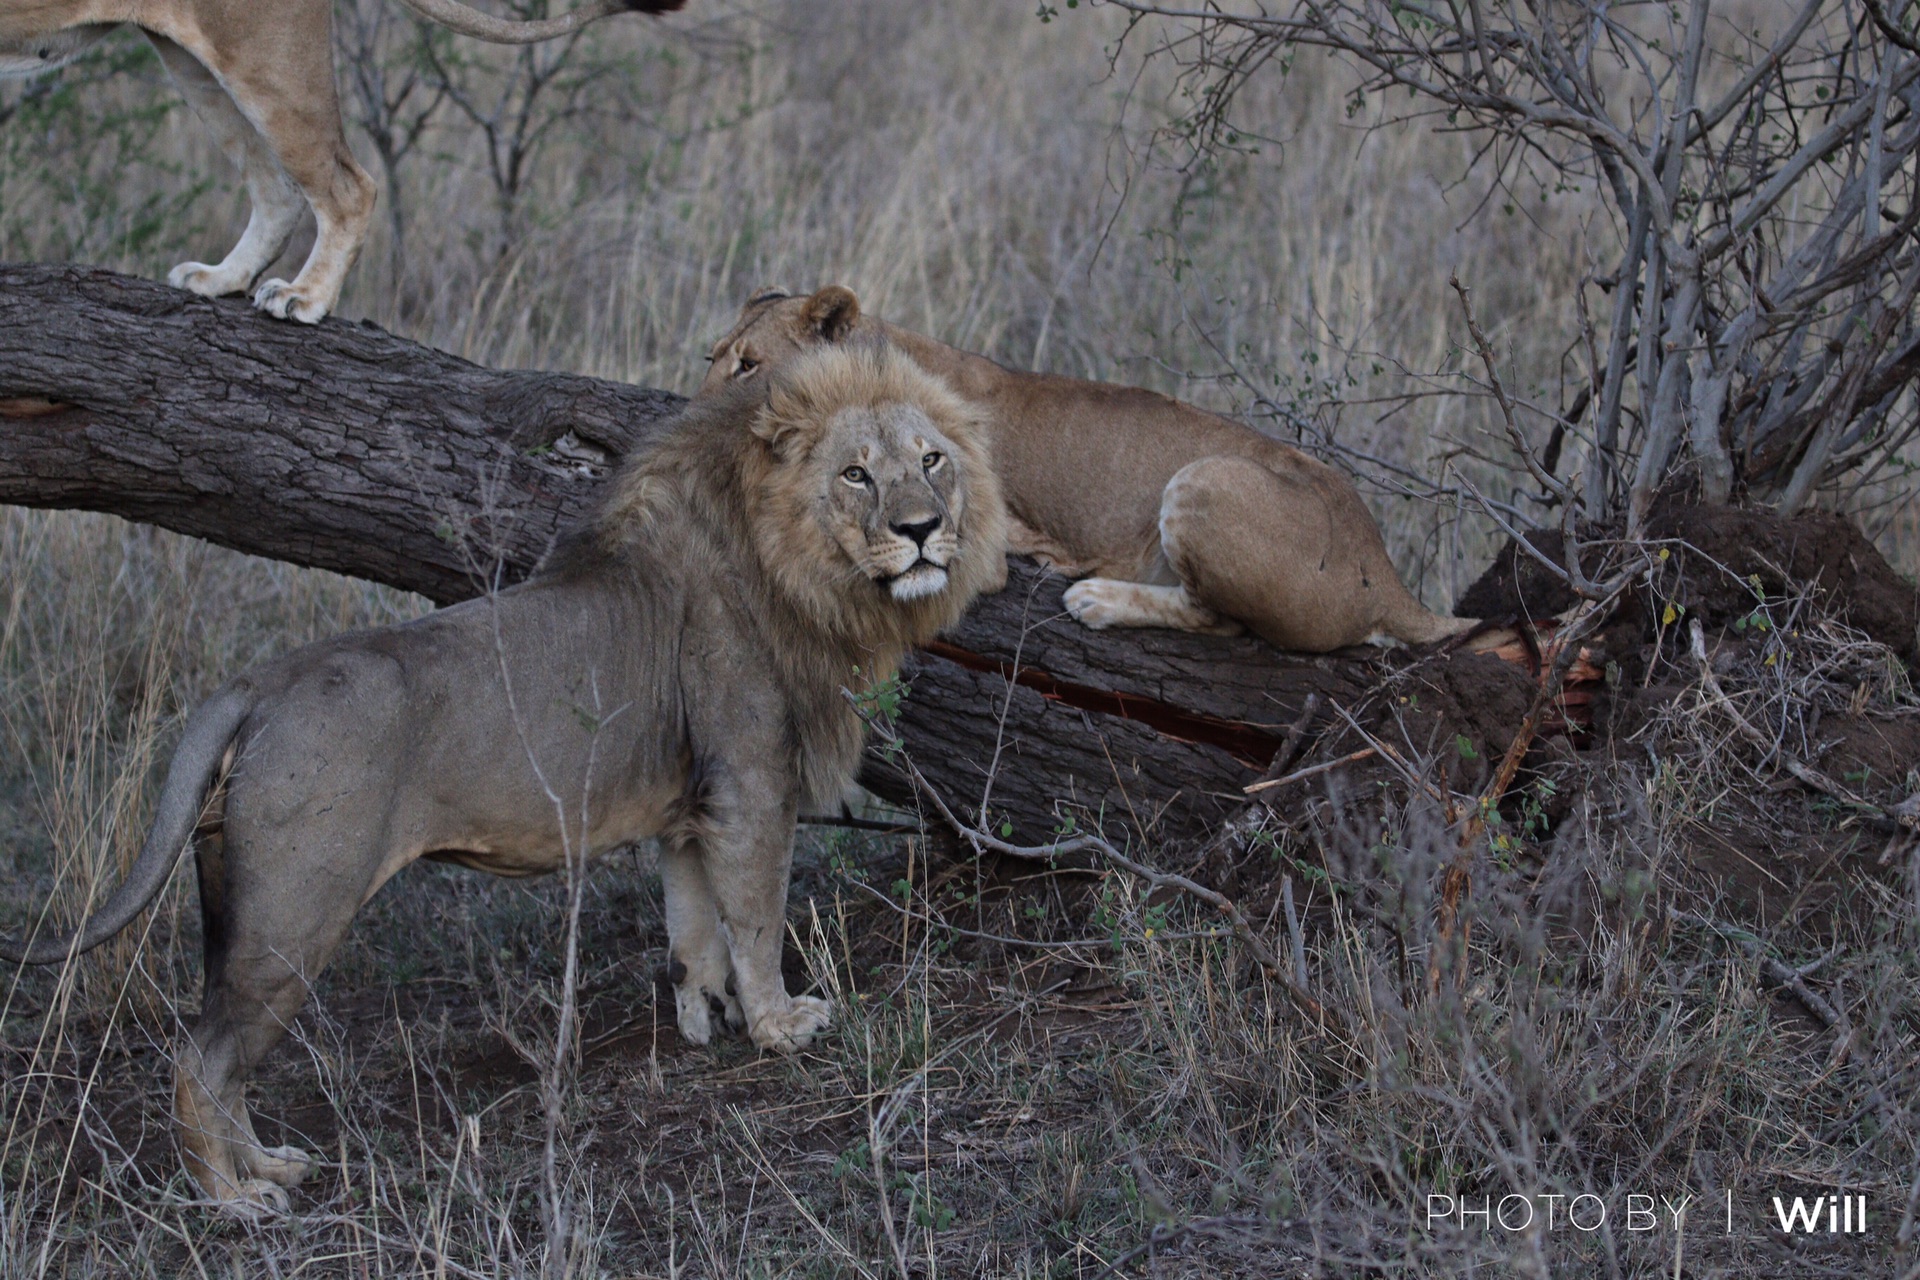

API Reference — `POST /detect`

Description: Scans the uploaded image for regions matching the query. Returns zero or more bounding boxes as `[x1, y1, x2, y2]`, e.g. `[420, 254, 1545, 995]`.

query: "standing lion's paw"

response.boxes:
[242, 1144, 313, 1188]
[674, 983, 745, 1046]
[674, 983, 715, 1045]
[252, 278, 329, 325]
[210, 1178, 292, 1220]
[168, 260, 251, 298]
[749, 995, 833, 1054]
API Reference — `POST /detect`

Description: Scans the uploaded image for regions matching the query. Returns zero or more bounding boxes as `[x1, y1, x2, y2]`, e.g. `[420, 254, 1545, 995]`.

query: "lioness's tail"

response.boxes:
[389, 0, 684, 45]
[0, 686, 252, 966]
[1379, 605, 1484, 647]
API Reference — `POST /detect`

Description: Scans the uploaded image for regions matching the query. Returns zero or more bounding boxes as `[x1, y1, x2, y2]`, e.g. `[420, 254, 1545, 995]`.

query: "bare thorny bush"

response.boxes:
[838, 581, 1920, 1273]
[1097, 0, 1920, 535]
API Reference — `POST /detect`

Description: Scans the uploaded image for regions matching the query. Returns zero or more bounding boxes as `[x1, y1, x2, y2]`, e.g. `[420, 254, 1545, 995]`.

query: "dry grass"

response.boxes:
[4, 0, 1920, 1275]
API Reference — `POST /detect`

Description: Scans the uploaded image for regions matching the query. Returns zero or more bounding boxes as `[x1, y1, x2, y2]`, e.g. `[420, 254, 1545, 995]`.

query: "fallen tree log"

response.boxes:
[0, 263, 1530, 845]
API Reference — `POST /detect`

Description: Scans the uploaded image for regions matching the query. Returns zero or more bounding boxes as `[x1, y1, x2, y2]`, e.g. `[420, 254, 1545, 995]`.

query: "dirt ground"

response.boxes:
[5, 501, 1920, 1277]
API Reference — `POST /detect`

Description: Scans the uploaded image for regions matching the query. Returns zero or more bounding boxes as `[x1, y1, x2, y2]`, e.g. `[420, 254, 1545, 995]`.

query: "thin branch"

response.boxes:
[843, 691, 1351, 1038]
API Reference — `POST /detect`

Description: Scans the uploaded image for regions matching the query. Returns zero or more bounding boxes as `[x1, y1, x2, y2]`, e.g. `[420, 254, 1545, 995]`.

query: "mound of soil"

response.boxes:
[1459, 502, 1919, 661]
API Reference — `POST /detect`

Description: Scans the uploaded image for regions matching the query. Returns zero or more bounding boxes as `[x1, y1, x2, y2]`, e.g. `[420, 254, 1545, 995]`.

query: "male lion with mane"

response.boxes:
[0, 344, 1007, 1215]
[703, 286, 1481, 653]
[0, 0, 683, 323]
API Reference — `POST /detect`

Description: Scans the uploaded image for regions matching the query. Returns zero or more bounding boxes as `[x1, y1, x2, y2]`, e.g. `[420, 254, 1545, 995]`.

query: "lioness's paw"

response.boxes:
[168, 261, 251, 298]
[750, 995, 832, 1054]
[1062, 579, 1131, 630]
[252, 278, 329, 325]
[211, 1178, 291, 1220]
[1064, 579, 1242, 636]
[243, 1144, 313, 1188]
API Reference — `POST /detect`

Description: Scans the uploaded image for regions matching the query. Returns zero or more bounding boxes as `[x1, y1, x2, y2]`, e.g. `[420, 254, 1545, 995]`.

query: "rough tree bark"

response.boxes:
[0, 264, 1512, 845]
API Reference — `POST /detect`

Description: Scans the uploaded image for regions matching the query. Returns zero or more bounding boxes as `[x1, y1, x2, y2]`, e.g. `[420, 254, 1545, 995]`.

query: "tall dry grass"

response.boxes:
[2, 1, 1916, 1276]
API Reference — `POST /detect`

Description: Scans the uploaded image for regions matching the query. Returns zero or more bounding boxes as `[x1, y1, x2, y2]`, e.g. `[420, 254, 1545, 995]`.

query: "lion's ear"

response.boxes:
[804, 286, 861, 342]
[750, 399, 811, 458]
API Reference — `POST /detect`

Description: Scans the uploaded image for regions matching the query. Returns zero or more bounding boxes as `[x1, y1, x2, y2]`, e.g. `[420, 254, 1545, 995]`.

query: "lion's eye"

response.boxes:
[733, 356, 759, 378]
[841, 465, 870, 486]
[922, 451, 944, 472]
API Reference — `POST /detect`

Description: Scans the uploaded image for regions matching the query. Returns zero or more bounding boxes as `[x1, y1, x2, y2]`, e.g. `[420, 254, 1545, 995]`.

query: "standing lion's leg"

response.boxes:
[190, 0, 376, 323]
[699, 798, 830, 1054]
[176, 811, 385, 1215]
[658, 837, 743, 1044]
[143, 34, 305, 301]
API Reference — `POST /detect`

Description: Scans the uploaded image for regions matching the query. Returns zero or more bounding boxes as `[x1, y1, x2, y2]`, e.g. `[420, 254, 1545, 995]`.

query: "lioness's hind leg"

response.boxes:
[1159, 455, 1430, 652]
[145, 35, 305, 301]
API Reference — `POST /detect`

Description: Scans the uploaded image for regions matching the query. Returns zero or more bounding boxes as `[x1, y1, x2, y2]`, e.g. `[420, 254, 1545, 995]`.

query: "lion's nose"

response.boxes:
[891, 515, 941, 547]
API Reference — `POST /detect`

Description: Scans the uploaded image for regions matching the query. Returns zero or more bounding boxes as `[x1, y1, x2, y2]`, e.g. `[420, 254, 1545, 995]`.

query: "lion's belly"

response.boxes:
[391, 764, 684, 888]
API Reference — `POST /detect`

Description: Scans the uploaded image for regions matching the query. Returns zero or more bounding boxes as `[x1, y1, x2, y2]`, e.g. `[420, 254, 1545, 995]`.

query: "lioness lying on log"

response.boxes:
[0, 345, 1008, 1215]
[702, 285, 1477, 652]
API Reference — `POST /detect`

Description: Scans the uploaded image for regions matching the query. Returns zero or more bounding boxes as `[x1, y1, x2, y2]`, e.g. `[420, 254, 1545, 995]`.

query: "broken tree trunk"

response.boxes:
[0, 263, 1519, 845]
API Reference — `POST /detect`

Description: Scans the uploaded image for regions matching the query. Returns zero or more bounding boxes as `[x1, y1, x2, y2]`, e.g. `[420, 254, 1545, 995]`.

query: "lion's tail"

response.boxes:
[388, 0, 684, 45]
[0, 685, 252, 966]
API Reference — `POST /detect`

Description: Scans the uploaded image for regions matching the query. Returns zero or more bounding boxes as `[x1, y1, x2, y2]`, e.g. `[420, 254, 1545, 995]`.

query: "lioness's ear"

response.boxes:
[805, 286, 861, 343]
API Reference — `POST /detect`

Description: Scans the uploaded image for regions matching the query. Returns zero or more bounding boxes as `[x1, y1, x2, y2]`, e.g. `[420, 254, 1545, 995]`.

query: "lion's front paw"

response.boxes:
[252, 278, 329, 325]
[674, 982, 745, 1046]
[210, 1177, 292, 1220]
[749, 995, 832, 1054]
[168, 260, 252, 298]
[243, 1144, 313, 1188]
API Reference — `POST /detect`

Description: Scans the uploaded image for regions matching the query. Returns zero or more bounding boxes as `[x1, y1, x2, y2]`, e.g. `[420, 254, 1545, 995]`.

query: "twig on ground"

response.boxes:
[1267, 692, 1324, 778]
[1242, 747, 1377, 795]
[1090, 1211, 1275, 1280]
[849, 875, 1230, 949]
[1281, 875, 1309, 991]
[1668, 908, 1861, 1066]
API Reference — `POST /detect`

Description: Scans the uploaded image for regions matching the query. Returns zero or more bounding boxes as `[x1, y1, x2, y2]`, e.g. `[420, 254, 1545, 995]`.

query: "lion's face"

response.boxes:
[744, 344, 1006, 628]
[701, 286, 859, 398]
[815, 402, 969, 602]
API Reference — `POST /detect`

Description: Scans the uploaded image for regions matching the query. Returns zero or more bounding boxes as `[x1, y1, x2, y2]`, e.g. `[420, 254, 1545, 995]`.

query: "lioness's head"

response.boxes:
[745, 342, 1006, 632]
[699, 285, 863, 397]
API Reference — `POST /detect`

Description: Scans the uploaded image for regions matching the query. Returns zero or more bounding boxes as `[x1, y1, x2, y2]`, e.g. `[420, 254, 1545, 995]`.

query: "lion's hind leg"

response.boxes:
[143, 34, 306, 302]
[176, 780, 392, 1214]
